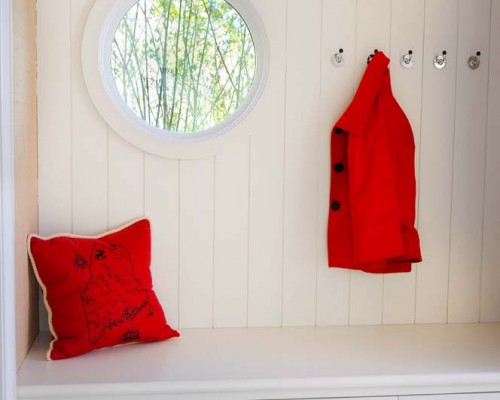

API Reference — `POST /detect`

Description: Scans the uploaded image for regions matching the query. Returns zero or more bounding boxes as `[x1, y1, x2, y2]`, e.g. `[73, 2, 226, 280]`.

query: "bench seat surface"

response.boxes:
[17, 323, 500, 399]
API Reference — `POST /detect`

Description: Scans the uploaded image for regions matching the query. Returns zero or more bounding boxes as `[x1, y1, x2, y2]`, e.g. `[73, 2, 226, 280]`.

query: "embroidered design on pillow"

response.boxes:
[28, 218, 179, 360]
[81, 243, 154, 345]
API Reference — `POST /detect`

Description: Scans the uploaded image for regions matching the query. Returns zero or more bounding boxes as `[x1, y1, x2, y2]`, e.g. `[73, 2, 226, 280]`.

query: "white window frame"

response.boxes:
[0, 0, 17, 398]
[81, 0, 269, 159]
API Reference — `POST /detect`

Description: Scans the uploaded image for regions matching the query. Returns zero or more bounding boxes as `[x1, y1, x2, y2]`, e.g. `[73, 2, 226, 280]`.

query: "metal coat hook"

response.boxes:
[400, 50, 414, 69]
[433, 50, 447, 69]
[331, 48, 345, 67]
[367, 49, 379, 64]
[468, 51, 481, 70]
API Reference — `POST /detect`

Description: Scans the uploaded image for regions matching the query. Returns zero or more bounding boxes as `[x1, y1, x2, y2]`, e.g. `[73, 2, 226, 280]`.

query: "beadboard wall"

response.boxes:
[37, 0, 500, 330]
[14, 0, 38, 368]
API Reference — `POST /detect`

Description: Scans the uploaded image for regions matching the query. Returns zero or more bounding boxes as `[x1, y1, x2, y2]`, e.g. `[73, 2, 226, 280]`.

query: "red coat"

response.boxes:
[328, 51, 422, 273]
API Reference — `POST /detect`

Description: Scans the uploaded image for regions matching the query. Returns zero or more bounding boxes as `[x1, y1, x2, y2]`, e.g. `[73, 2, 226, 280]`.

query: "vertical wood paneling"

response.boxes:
[107, 132, 144, 227]
[71, 0, 108, 235]
[145, 155, 180, 329]
[348, 0, 391, 326]
[382, 0, 425, 325]
[447, 0, 491, 323]
[213, 138, 250, 327]
[416, 0, 459, 323]
[37, 0, 72, 331]
[36, 0, 500, 330]
[316, 0, 356, 326]
[13, 0, 38, 367]
[179, 158, 214, 328]
[37, 0, 72, 236]
[481, 0, 500, 322]
[247, 0, 287, 327]
[282, 0, 321, 327]
[353, 0, 391, 82]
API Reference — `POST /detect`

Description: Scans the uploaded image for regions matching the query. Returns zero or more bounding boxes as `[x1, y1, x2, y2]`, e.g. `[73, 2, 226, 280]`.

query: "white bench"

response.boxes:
[17, 323, 500, 400]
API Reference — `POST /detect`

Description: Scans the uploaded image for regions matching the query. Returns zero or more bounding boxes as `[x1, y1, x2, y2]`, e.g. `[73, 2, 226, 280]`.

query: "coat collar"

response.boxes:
[334, 51, 390, 136]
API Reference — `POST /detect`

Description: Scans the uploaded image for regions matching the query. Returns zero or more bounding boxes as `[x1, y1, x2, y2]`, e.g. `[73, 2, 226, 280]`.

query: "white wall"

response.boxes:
[36, 0, 500, 330]
[13, 0, 38, 369]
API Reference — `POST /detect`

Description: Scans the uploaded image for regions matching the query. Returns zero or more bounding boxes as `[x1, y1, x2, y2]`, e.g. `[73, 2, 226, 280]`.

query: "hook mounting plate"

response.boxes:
[433, 53, 447, 69]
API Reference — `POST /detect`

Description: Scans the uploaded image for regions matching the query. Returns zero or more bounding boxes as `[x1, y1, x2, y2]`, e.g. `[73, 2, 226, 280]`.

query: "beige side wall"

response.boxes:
[13, 0, 38, 369]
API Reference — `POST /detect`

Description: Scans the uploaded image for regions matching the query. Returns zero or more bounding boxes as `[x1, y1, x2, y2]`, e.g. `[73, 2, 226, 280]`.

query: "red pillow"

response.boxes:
[28, 218, 179, 360]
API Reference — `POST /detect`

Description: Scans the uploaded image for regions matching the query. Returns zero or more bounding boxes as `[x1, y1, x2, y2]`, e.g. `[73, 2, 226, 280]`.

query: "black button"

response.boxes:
[331, 201, 341, 211]
[334, 127, 344, 134]
[333, 163, 344, 173]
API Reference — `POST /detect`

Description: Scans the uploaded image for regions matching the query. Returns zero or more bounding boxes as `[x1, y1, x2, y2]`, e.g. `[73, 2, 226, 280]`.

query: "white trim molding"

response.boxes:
[81, 0, 269, 159]
[0, 0, 17, 398]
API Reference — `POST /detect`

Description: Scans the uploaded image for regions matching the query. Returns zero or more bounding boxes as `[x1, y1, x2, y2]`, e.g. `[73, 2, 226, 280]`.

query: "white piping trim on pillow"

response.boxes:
[26, 239, 56, 360]
[26, 217, 150, 360]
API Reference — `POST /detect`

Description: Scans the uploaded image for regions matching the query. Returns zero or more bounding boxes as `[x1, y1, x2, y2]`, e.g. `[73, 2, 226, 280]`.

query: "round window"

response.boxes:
[82, 0, 268, 158]
[111, 0, 256, 134]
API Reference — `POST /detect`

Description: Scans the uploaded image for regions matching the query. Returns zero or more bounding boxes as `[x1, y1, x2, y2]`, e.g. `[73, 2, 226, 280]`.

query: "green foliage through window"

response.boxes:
[111, 0, 256, 133]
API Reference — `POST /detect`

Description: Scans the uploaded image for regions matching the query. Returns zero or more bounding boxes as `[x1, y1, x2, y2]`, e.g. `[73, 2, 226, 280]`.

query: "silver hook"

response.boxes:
[331, 48, 344, 67]
[367, 49, 379, 64]
[433, 50, 447, 69]
[468, 51, 481, 70]
[400, 50, 414, 68]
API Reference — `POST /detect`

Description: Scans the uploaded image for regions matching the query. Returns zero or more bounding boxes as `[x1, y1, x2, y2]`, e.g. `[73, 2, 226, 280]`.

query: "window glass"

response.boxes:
[111, 0, 256, 134]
